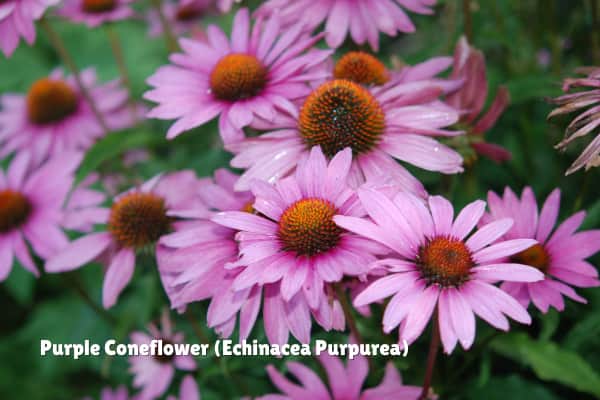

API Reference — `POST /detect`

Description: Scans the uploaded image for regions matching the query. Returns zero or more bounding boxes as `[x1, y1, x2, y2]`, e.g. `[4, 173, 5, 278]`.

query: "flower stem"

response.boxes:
[462, 0, 473, 42]
[105, 25, 138, 123]
[591, 0, 600, 64]
[150, 0, 179, 53]
[62, 273, 116, 326]
[419, 315, 440, 400]
[333, 283, 374, 370]
[39, 18, 110, 134]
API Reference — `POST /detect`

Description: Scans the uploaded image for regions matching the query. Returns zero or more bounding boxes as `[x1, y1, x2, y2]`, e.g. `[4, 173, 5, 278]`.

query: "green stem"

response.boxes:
[591, 0, 600, 64]
[62, 273, 116, 326]
[105, 25, 138, 124]
[462, 0, 473, 42]
[419, 315, 440, 400]
[39, 18, 110, 133]
[150, 0, 179, 53]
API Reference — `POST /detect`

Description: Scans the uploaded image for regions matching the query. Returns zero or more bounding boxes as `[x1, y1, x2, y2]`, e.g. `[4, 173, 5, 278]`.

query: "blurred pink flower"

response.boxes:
[147, 0, 212, 38]
[0, 151, 105, 281]
[57, 0, 135, 27]
[255, 0, 437, 51]
[157, 167, 346, 344]
[0, 0, 58, 57]
[482, 187, 600, 313]
[335, 189, 544, 353]
[129, 312, 196, 400]
[446, 36, 511, 164]
[229, 78, 463, 196]
[260, 350, 421, 400]
[548, 66, 600, 174]
[83, 385, 129, 400]
[0, 68, 133, 164]
[46, 171, 204, 308]
[145, 8, 331, 144]
[211, 147, 385, 344]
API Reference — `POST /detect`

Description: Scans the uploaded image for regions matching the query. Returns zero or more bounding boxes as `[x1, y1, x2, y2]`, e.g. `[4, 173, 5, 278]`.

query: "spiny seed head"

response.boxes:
[418, 236, 474, 287]
[82, 0, 116, 13]
[278, 198, 342, 257]
[108, 192, 171, 249]
[175, 4, 203, 21]
[334, 52, 389, 86]
[299, 79, 385, 158]
[27, 79, 78, 125]
[209, 53, 268, 101]
[511, 243, 550, 273]
[0, 190, 32, 233]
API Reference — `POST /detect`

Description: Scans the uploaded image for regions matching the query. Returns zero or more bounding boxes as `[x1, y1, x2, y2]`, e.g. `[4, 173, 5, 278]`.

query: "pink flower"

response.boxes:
[331, 51, 462, 94]
[147, 0, 212, 38]
[446, 36, 511, 164]
[335, 188, 544, 353]
[482, 187, 600, 313]
[160, 156, 352, 344]
[46, 171, 204, 308]
[83, 385, 129, 400]
[0, 151, 105, 281]
[167, 375, 201, 400]
[229, 78, 463, 196]
[0, 0, 58, 57]
[57, 0, 135, 27]
[0, 68, 133, 164]
[210, 147, 385, 343]
[144, 8, 331, 144]
[129, 312, 196, 400]
[260, 351, 421, 400]
[548, 66, 600, 174]
[255, 0, 437, 51]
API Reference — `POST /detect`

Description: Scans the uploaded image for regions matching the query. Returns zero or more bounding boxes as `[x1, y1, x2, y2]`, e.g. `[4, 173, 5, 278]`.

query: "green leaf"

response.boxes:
[76, 129, 162, 182]
[466, 375, 559, 400]
[491, 332, 600, 398]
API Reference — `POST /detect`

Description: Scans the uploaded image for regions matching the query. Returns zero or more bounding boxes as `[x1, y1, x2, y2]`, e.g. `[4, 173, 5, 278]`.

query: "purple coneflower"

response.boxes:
[482, 187, 600, 313]
[57, 0, 135, 27]
[0, 151, 105, 281]
[145, 8, 331, 144]
[46, 171, 204, 308]
[129, 312, 196, 400]
[0, 68, 133, 163]
[335, 188, 544, 353]
[446, 36, 511, 165]
[255, 0, 436, 51]
[147, 0, 212, 38]
[0, 0, 58, 57]
[260, 350, 421, 400]
[229, 77, 463, 195]
[548, 66, 600, 174]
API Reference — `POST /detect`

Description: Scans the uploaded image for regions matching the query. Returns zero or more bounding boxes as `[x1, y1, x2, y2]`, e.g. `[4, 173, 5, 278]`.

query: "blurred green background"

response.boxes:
[1, 0, 600, 398]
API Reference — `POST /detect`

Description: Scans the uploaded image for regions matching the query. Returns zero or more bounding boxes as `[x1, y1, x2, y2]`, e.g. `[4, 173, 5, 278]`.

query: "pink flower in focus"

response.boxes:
[0, 68, 134, 164]
[482, 187, 600, 313]
[255, 0, 437, 51]
[129, 312, 196, 400]
[57, 0, 135, 27]
[446, 36, 511, 165]
[0, 0, 58, 57]
[259, 351, 421, 400]
[46, 171, 204, 308]
[160, 161, 348, 344]
[144, 8, 331, 144]
[0, 151, 105, 281]
[548, 66, 600, 174]
[335, 189, 544, 353]
[210, 148, 387, 344]
[229, 78, 463, 196]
